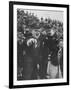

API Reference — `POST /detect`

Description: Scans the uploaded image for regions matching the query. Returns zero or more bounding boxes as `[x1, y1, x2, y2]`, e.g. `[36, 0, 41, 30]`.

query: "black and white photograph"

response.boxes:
[9, 1, 69, 88]
[17, 9, 63, 80]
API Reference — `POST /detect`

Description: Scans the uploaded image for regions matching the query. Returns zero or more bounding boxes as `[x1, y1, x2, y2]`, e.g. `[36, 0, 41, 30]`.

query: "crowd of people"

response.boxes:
[17, 9, 63, 80]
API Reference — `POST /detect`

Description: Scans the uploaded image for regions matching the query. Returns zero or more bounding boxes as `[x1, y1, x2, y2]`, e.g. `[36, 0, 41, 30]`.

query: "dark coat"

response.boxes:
[40, 38, 49, 61]
[60, 48, 63, 76]
[47, 36, 59, 66]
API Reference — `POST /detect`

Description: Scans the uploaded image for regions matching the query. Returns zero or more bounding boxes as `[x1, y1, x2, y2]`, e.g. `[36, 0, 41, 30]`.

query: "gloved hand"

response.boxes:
[27, 38, 37, 47]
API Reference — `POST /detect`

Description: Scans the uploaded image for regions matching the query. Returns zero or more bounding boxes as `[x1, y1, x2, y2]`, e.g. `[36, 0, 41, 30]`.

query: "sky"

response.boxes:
[24, 9, 63, 22]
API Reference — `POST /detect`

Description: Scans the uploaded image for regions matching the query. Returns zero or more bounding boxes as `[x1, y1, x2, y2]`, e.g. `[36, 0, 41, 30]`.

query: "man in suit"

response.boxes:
[22, 30, 41, 80]
[38, 33, 49, 79]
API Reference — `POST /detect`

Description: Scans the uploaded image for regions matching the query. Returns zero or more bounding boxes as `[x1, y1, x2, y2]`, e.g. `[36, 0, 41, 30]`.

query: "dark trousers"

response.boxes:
[39, 57, 48, 79]
[22, 55, 39, 80]
[60, 56, 63, 77]
[22, 55, 48, 80]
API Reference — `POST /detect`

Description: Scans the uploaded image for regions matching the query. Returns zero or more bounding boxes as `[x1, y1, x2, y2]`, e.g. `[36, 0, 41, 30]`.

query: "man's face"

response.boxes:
[42, 31, 47, 35]
[32, 30, 40, 39]
[59, 40, 63, 48]
[50, 29, 55, 36]
[19, 39, 23, 45]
